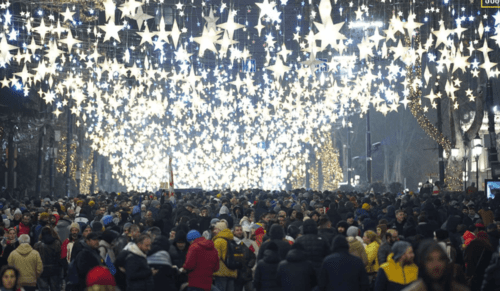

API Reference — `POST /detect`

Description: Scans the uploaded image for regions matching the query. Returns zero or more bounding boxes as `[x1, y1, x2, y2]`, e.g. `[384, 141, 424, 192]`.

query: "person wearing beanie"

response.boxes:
[293, 219, 330, 278]
[183, 230, 220, 291]
[170, 230, 189, 275]
[187, 230, 201, 243]
[98, 230, 119, 263]
[34, 226, 63, 291]
[276, 243, 317, 291]
[374, 241, 418, 291]
[62, 222, 81, 263]
[212, 219, 237, 290]
[337, 221, 349, 236]
[86, 266, 116, 291]
[346, 226, 368, 266]
[145, 235, 176, 291]
[7, 234, 43, 291]
[346, 212, 359, 227]
[464, 231, 494, 291]
[319, 235, 370, 291]
[254, 241, 281, 291]
[218, 205, 234, 230]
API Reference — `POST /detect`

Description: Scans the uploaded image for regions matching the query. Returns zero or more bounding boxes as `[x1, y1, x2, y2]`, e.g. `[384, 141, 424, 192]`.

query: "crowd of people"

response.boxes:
[0, 186, 498, 291]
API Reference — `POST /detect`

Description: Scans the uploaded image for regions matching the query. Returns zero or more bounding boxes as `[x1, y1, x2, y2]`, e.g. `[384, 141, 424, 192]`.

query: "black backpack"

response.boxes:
[223, 238, 243, 270]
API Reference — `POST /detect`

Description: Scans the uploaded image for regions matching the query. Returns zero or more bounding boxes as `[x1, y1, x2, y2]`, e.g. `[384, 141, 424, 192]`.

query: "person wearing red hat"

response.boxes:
[86, 266, 116, 291]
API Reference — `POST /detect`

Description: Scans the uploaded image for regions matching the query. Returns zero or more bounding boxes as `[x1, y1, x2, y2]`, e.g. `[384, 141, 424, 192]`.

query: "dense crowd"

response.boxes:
[0, 186, 498, 291]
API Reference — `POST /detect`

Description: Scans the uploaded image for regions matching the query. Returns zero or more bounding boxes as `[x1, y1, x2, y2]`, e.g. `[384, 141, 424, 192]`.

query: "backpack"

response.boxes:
[223, 238, 243, 270]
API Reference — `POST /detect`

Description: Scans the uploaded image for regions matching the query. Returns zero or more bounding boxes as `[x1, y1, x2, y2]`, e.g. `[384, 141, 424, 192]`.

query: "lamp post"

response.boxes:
[473, 134, 483, 190]
[463, 135, 470, 192]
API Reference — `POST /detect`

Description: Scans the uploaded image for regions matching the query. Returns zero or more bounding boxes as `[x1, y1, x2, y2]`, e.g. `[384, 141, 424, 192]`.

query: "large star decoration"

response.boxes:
[99, 20, 125, 43]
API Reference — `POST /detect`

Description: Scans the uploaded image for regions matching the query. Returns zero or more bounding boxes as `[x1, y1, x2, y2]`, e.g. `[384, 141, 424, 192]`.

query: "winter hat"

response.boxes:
[39, 212, 50, 220]
[86, 266, 116, 288]
[69, 222, 80, 231]
[88, 201, 95, 207]
[214, 221, 228, 232]
[187, 230, 201, 242]
[101, 230, 119, 244]
[123, 222, 132, 231]
[219, 205, 229, 215]
[132, 206, 141, 215]
[102, 215, 113, 226]
[92, 221, 104, 233]
[151, 200, 160, 208]
[331, 235, 349, 253]
[346, 212, 354, 219]
[392, 241, 412, 261]
[346, 226, 359, 237]
[210, 218, 220, 226]
[362, 203, 371, 211]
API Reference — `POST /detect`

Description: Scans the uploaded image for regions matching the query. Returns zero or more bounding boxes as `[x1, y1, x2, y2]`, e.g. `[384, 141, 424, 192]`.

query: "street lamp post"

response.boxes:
[473, 134, 483, 190]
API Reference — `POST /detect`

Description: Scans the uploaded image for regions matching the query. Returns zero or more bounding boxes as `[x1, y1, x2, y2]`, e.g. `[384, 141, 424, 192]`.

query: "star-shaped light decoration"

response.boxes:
[254, 17, 265, 37]
[60, 7, 75, 23]
[129, 6, 153, 29]
[266, 57, 290, 81]
[102, 0, 116, 22]
[255, 0, 276, 20]
[0, 33, 19, 64]
[119, 0, 143, 19]
[432, 23, 451, 48]
[99, 20, 125, 43]
[33, 19, 51, 41]
[13, 64, 34, 85]
[314, 19, 345, 51]
[170, 19, 182, 49]
[204, 8, 219, 32]
[217, 10, 245, 40]
[59, 30, 82, 52]
[136, 23, 155, 46]
[480, 55, 497, 79]
[193, 27, 219, 56]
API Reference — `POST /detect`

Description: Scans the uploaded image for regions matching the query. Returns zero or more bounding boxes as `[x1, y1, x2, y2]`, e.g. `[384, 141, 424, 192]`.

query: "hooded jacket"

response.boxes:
[276, 247, 317, 291]
[257, 224, 291, 261]
[294, 219, 330, 272]
[254, 246, 281, 291]
[34, 233, 62, 277]
[55, 218, 72, 242]
[7, 243, 43, 287]
[374, 253, 418, 291]
[319, 236, 369, 291]
[183, 237, 220, 291]
[212, 228, 237, 278]
[124, 243, 154, 291]
[347, 236, 368, 266]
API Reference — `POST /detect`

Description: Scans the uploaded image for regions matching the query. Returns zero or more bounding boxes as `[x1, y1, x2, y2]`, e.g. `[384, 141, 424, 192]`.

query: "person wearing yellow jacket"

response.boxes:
[374, 241, 418, 291]
[363, 230, 381, 274]
[213, 221, 237, 291]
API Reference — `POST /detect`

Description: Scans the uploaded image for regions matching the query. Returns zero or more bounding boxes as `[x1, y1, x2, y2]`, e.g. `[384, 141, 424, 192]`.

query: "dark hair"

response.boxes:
[416, 240, 452, 291]
[0, 265, 20, 289]
[130, 224, 140, 232]
[148, 227, 161, 238]
[135, 234, 151, 245]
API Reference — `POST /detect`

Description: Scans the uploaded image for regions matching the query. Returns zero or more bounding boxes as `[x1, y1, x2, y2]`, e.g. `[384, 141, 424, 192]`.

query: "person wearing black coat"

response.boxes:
[481, 252, 500, 291]
[254, 241, 281, 291]
[276, 243, 317, 291]
[74, 233, 104, 291]
[147, 235, 177, 291]
[294, 219, 331, 277]
[318, 235, 370, 291]
[257, 224, 291, 261]
[124, 234, 155, 291]
[34, 227, 63, 291]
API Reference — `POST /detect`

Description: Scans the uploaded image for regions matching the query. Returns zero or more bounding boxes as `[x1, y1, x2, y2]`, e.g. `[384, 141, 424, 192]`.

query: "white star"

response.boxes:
[99, 20, 124, 43]
[60, 7, 75, 23]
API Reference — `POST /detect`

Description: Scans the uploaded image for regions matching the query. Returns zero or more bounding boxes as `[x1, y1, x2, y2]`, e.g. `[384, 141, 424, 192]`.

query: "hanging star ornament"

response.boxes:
[99, 20, 125, 43]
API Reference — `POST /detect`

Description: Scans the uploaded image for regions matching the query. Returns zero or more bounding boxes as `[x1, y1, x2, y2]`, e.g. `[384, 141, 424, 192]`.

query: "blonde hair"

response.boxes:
[364, 230, 381, 244]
